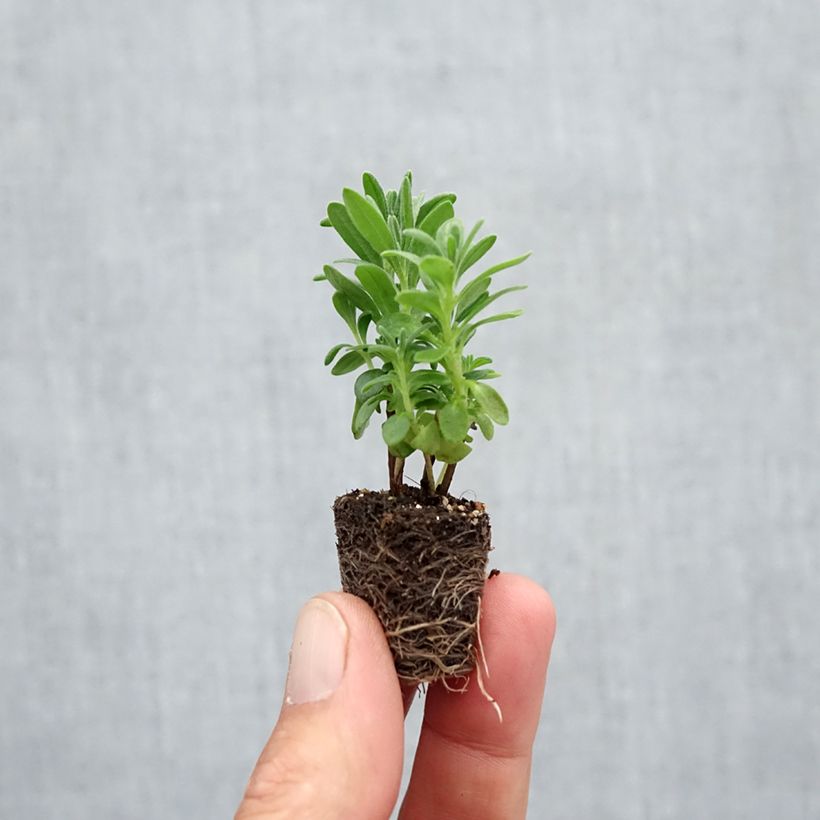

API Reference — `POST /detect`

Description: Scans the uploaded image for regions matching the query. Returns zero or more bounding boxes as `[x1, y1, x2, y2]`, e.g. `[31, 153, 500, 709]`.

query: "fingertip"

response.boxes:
[483, 572, 557, 650]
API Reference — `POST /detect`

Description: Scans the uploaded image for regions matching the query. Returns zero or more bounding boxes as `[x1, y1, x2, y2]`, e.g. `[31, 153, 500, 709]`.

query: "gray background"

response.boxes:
[1, 0, 818, 817]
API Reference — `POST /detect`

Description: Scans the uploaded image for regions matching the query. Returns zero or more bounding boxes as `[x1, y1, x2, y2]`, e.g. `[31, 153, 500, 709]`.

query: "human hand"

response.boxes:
[234, 572, 556, 819]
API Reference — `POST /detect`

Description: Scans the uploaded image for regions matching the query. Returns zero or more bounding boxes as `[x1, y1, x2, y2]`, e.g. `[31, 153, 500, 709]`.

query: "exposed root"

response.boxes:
[334, 487, 491, 683]
[476, 653, 503, 723]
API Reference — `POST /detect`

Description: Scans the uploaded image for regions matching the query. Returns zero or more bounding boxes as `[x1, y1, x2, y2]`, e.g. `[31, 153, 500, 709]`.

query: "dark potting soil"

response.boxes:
[333, 487, 492, 683]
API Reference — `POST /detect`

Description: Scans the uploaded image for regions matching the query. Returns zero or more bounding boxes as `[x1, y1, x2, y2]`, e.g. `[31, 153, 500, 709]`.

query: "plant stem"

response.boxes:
[388, 454, 405, 494]
[438, 462, 456, 496]
[421, 454, 436, 495]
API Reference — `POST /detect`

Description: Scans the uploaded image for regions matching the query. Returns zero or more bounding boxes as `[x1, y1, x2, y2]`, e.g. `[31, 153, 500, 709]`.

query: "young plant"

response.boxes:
[316, 171, 530, 496]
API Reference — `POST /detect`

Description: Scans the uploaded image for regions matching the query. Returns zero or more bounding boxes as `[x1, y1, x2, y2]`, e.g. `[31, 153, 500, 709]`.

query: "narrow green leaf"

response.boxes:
[382, 413, 411, 447]
[439, 402, 470, 443]
[331, 350, 367, 375]
[357, 312, 371, 343]
[416, 193, 457, 225]
[467, 355, 493, 369]
[403, 228, 443, 257]
[470, 381, 509, 424]
[476, 413, 495, 440]
[418, 199, 455, 238]
[319, 217, 332, 227]
[355, 370, 393, 401]
[419, 255, 456, 291]
[396, 290, 443, 317]
[465, 368, 500, 380]
[413, 347, 448, 364]
[324, 343, 348, 366]
[459, 219, 485, 258]
[348, 343, 396, 362]
[398, 173, 414, 230]
[331, 291, 357, 334]
[362, 172, 388, 217]
[468, 309, 524, 331]
[327, 202, 380, 264]
[381, 250, 421, 272]
[456, 278, 491, 315]
[324, 265, 378, 316]
[409, 369, 450, 391]
[387, 215, 402, 247]
[386, 189, 398, 215]
[332, 257, 372, 266]
[352, 396, 380, 439]
[459, 234, 496, 275]
[313, 272, 327, 281]
[458, 285, 527, 323]
[342, 188, 395, 254]
[354, 263, 398, 317]
[472, 252, 532, 284]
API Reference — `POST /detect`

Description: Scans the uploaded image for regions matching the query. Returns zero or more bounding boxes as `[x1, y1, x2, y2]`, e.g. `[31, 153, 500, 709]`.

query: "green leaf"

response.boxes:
[408, 369, 450, 392]
[419, 255, 456, 291]
[466, 355, 493, 369]
[348, 343, 396, 362]
[467, 310, 524, 331]
[398, 173, 414, 230]
[434, 439, 472, 463]
[377, 312, 422, 340]
[342, 188, 395, 254]
[313, 272, 327, 281]
[357, 312, 371, 343]
[438, 402, 470, 443]
[386, 189, 398, 215]
[355, 369, 392, 401]
[319, 217, 332, 227]
[470, 381, 509, 424]
[331, 291, 357, 334]
[403, 228, 443, 257]
[354, 263, 398, 317]
[413, 347, 448, 363]
[476, 413, 495, 441]
[382, 413, 411, 447]
[410, 415, 441, 452]
[331, 350, 367, 375]
[327, 202, 380, 264]
[418, 199, 455, 238]
[324, 265, 378, 316]
[381, 250, 421, 270]
[460, 285, 527, 323]
[459, 219, 485, 258]
[416, 193, 457, 225]
[396, 290, 443, 317]
[472, 252, 532, 285]
[465, 368, 500, 380]
[362, 172, 388, 217]
[352, 396, 380, 439]
[459, 234, 497, 276]
[387, 215, 402, 247]
[456, 290, 491, 324]
[324, 343, 347, 366]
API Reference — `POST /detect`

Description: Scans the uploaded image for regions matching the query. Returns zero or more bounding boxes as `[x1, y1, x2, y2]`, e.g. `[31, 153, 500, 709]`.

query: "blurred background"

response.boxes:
[2, 1, 818, 817]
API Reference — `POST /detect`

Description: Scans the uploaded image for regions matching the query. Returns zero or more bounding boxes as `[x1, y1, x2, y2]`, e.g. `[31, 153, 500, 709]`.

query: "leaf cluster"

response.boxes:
[316, 171, 529, 491]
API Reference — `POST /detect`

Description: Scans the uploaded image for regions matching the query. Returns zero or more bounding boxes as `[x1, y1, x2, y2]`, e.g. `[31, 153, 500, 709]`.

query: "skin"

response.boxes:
[235, 573, 556, 820]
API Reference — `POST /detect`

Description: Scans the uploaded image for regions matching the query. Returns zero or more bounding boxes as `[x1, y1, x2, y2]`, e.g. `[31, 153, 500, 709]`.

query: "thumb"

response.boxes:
[235, 592, 404, 820]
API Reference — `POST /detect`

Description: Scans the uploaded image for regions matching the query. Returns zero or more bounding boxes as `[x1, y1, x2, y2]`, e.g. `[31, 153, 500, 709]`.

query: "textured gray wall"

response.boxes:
[2, 1, 818, 817]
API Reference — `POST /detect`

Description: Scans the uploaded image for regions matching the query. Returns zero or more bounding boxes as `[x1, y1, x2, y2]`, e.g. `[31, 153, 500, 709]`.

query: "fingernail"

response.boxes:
[285, 598, 348, 705]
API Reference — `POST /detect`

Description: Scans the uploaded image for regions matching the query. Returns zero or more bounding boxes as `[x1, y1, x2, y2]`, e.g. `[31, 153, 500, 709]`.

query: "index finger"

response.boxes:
[399, 573, 556, 820]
